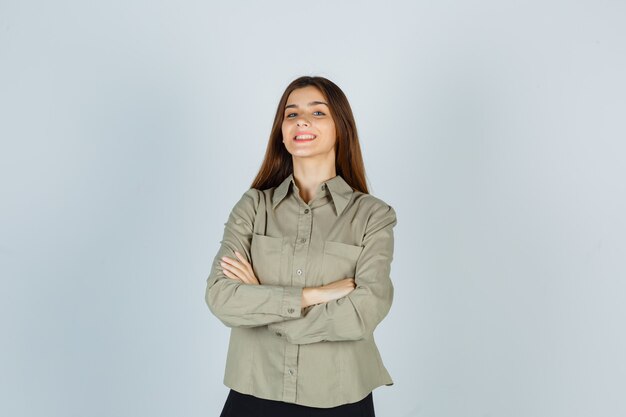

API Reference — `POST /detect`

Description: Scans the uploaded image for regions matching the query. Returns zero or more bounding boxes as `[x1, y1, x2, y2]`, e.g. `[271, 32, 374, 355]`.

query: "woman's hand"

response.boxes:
[219, 251, 260, 285]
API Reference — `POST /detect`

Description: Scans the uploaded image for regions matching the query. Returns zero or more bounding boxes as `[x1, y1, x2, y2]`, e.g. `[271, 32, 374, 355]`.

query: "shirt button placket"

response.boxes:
[283, 203, 311, 403]
[293, 204, 311, 285]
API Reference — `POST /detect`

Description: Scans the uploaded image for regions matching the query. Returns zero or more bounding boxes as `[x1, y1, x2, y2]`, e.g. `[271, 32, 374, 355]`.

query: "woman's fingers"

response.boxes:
[220, 256, 250, 283]
[233, 251, 254, 280]
[220, 252, 260, 285]
[221, 255, 247, 275]
[230, 252, 254, 284]
[234, 251, 260, 285]
[221, 267, 243, 282]
[234, 251, 251, 268]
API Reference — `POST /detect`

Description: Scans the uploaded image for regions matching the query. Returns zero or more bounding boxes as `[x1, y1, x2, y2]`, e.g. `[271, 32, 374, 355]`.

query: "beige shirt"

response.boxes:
[205, 173, 397, 408]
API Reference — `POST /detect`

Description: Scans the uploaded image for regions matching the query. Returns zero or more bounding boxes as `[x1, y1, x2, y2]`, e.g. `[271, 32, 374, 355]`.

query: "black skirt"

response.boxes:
[219, 389, 375, 417]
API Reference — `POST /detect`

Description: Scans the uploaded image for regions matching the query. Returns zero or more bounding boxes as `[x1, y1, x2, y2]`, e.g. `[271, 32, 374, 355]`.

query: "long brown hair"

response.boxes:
[250, 76, 369, 194]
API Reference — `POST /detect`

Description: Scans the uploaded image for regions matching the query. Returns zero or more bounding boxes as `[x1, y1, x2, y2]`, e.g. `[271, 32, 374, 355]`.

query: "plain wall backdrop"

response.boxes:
[1, 1, 625, 416]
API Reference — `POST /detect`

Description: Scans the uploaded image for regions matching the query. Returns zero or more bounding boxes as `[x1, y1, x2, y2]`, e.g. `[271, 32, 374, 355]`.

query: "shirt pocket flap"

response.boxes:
[251, 233, 283, 284]
[321, 240, 364, 283]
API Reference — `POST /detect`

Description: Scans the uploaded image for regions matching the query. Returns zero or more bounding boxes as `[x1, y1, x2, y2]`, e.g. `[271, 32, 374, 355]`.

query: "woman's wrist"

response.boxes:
[302, 287, 324, 308]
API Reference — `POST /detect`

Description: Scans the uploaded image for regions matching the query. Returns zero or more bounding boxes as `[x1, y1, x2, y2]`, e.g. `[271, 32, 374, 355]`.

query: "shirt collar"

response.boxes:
[271, 173, 354, 216]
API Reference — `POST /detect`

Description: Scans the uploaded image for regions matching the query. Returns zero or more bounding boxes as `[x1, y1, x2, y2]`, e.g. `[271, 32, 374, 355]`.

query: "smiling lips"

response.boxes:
[294, 132, 317, 142]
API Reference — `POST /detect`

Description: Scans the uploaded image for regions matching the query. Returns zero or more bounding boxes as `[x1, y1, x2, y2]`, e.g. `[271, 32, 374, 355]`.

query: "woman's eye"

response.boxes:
[286, 111, 325, 119]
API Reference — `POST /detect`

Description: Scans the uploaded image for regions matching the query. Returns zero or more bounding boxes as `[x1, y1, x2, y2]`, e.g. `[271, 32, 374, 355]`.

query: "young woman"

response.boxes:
[205, 75, 398, 416]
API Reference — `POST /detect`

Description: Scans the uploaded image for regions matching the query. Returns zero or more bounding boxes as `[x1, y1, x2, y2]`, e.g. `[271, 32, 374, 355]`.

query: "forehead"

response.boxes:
[286, 86, 326, 104]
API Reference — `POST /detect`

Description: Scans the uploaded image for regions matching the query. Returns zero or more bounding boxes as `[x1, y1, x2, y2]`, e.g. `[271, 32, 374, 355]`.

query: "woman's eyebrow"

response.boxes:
[285, 101, 329, 109]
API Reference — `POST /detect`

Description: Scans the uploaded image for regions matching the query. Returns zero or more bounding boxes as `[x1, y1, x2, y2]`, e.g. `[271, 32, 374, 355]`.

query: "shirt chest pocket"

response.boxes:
[321, 240, 364, 284]
[250, 233, 284, 285]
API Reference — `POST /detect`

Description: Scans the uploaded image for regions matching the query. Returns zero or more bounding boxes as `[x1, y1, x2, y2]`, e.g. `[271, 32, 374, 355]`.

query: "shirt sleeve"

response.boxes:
[205, 188, 304, 328]
[267, 203, 397, 344]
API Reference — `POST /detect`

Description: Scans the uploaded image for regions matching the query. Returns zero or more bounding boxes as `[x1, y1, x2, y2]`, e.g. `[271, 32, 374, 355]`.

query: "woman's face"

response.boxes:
[281, 86, 337, 161]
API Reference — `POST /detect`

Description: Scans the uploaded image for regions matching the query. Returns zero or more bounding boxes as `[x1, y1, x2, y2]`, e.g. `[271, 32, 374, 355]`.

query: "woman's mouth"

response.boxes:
[294, 134, 317, 142]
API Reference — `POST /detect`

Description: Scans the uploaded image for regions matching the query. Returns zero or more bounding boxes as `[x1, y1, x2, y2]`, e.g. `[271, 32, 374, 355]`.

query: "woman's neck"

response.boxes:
[292, 160, 336, 204]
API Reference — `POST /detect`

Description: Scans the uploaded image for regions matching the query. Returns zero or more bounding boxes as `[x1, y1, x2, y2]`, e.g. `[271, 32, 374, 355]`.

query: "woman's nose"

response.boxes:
[296, 117, 310, 127]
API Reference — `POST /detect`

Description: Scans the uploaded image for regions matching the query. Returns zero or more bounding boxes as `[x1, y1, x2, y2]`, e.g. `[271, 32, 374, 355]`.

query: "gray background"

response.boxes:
[1, 1, 625, 416]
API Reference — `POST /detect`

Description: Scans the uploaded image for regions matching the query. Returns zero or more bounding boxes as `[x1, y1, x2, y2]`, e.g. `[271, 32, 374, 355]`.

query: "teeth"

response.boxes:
[295, 135, 316, 140]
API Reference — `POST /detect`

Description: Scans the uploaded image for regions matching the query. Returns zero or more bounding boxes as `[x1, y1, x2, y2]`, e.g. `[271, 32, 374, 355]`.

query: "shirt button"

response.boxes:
[321, 185, 325, 190]
[288, 307, 295, 314]
[304, 208, 309, 214]
[296, 269, 302, 275]
[299, 238, 306, 243]
[288, 369, 294, 375]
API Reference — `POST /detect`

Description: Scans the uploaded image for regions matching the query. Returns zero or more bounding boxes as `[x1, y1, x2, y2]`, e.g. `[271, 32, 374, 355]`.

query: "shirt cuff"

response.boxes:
[281, 286, 303, 318]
